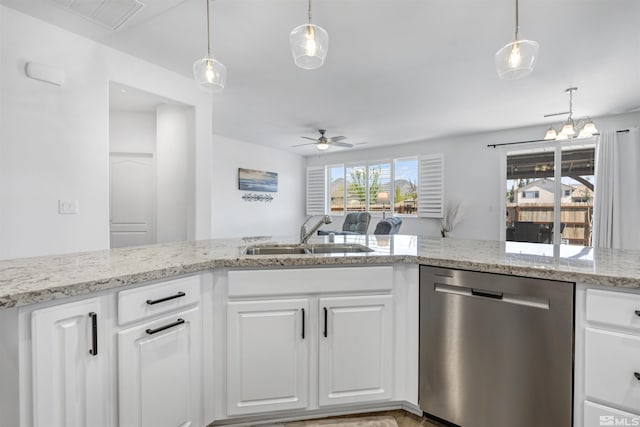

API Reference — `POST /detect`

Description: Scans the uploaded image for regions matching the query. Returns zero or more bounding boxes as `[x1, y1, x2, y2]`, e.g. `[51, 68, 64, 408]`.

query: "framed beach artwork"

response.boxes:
[238, 168, 278, 192]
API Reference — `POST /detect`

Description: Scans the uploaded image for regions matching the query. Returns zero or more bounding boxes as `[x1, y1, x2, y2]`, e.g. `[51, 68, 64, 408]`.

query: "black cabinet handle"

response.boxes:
[146, 318, 185, 335]
[88, 312, 98, 356]
[323, 307, 328, 338]
[635, 372, 640, 381]
[146, 292, 186, 305]
[301, 308, 305, 339]
[635, 310, 640, 317]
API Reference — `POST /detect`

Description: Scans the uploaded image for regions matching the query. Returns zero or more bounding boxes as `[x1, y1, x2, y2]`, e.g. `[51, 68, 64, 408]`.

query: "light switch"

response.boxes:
[58, 200, 79, 214]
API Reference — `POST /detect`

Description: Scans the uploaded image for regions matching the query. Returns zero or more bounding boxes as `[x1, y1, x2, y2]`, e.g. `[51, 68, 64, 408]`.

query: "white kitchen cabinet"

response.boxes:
[226, 299, 310, 415]
[31, 296, 109, 427]
[118, 306, 202, 427]
[318, 295, 393, 406]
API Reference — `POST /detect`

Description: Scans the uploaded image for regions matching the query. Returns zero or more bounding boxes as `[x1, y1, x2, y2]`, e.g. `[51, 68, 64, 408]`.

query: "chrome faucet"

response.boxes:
[300, 215, 332, 243]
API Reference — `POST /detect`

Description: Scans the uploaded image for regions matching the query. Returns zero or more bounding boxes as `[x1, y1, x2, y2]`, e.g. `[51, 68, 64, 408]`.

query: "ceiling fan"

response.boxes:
[292, 129, 354, 151]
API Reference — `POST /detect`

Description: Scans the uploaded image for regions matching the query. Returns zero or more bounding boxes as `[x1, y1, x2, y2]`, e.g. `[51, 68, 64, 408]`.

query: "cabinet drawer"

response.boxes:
[586, 289, 640, 332]
[585, 327, 640, 412]
[118, 275, 200, 325]
[584, 401, 640, 427]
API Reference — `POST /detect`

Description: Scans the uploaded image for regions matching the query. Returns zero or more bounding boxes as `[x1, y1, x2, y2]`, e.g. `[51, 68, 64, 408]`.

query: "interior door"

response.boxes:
[109, 153, 155, 248]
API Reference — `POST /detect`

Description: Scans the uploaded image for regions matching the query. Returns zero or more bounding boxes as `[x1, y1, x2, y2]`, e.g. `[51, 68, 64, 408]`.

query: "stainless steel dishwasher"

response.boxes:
[419, 266, 574, 427]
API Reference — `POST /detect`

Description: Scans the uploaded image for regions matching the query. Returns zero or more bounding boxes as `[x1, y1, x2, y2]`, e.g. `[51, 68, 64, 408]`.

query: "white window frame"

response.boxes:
[324, 158, 420, 218]
[499, 138, 597, 244]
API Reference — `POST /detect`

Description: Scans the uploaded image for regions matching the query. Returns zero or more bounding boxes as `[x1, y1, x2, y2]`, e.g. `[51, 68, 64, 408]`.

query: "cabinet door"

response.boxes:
[318, 295, 393, 406]
[31, 297, 109, 427]
[118, 307, 201, 427]
[227, 299, 309, 415]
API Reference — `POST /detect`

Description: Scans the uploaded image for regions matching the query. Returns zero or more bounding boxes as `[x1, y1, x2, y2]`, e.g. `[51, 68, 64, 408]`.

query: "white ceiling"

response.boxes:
[3, 0, 640, 155]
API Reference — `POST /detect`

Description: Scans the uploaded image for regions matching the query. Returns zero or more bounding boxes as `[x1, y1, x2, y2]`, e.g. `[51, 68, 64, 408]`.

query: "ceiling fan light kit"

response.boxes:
[293, 129, 354, 151]
[290, 0, 328, 70]
[543, 87, 599, 141]
[193, 0, 226, 92]
[495, 0, 539, 80]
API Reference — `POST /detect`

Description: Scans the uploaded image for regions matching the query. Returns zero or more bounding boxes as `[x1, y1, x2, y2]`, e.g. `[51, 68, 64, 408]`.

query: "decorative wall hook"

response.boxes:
[242, 193, 274, 202]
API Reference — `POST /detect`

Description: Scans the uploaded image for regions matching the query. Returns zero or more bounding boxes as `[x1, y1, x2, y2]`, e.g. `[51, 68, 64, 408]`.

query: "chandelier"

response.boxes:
[543, 88, 598, 141]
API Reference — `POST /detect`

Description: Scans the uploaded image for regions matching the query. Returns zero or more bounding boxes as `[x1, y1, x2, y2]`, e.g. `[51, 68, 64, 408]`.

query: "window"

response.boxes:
[325, 157, 419, 216]
[505, 143, 595, 246]
[329, 165, 344, 214]
[394, 158, 418, 214]
[345, 165, 367, 212]
[368, 162, 391, 215]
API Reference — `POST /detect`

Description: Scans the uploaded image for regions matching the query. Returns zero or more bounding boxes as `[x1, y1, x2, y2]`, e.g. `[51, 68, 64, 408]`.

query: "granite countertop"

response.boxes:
[1, 235, 640, 308]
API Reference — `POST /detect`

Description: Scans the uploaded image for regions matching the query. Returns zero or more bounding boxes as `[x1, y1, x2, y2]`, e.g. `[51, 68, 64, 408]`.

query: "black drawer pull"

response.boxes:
[635, 372, 640, 381]
[146, 292, 186, 305]
[88, 312, 98, 356]
[635, 310, 640, 317]
[301, 308, 306, 339]
[146, 318, 185, 335]
[323, 307, 328, 338]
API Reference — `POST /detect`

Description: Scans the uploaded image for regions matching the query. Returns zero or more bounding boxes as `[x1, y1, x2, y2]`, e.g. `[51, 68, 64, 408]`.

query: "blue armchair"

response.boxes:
[318, 212, 371, 235]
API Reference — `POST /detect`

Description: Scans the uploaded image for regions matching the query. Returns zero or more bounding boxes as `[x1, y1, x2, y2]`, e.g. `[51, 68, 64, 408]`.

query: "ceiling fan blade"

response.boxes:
[292, 142, 319, 147]
[331, 141, 354, 148]
[301, 136, 318, 141]
[328, 136, 347, 142]
[353, 142, 368, 146]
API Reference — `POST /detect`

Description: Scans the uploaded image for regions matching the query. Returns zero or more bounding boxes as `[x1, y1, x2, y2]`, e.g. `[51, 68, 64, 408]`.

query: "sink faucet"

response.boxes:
[300, 215, 332, 243]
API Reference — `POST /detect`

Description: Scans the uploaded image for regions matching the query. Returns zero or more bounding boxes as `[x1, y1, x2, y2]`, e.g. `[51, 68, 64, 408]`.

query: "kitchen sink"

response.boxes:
[244, 243, 373, 255]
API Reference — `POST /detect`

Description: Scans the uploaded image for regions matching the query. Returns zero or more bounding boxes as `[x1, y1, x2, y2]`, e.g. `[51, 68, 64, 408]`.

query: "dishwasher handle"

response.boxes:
[471, 288, 504, 300]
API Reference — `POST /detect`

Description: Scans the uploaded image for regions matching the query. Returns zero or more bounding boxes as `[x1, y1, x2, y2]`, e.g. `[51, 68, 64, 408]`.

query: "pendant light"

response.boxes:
[193, 0, 226, 92]
[495, 0, 539, 80]
[290, 0, 328, 70]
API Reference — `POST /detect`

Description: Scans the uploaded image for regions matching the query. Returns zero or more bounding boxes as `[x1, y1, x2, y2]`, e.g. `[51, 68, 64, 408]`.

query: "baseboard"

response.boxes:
[209, 401, 410, 426]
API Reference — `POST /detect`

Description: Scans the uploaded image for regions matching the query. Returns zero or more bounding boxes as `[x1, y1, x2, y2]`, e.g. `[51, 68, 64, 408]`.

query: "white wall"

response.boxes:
[0, 6, 212, 259]
[109, 111, 156, 154]
[156, 104, 192, 243]
[306, 111, 640, 240]
[212, 135, 306, 239]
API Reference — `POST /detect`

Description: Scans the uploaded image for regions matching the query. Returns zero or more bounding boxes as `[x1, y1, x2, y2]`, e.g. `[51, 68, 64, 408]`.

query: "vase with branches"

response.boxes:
[441, 201, 465, 237]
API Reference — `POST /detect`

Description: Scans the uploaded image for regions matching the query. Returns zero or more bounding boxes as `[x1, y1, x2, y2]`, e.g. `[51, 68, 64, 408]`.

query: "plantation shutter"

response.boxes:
[306, 166, 326, 215]
[418, 153, 445, 218]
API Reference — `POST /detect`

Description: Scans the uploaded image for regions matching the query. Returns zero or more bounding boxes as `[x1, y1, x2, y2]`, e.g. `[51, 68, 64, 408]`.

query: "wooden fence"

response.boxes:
[507, 203, 593, 246]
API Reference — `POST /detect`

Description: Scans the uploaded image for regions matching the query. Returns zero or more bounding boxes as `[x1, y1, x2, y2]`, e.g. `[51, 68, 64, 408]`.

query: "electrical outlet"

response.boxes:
[58, 200, 79, 214]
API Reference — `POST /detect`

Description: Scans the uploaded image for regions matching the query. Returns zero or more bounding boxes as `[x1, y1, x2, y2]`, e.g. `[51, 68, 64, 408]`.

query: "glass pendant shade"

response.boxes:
[560, 121, 576, 137]
[316, 142, 329, 150]
[582, 121, 598, 135]
[495, 38, 539, 80]
[544, 127, 558, 140]
[290, 24, 328, 70]
[193, 55, 227, 93]
[555, 132, 569, 141]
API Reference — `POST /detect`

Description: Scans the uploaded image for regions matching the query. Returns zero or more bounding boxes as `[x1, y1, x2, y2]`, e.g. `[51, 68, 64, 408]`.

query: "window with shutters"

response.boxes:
[309, 156, 432, 217]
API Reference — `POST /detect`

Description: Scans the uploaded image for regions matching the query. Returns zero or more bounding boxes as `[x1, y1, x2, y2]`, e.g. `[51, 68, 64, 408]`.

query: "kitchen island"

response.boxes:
[0, 235, 639, 427]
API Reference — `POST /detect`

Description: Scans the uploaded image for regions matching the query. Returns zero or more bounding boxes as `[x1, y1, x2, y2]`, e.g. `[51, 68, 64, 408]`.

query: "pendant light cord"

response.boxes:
[514, 0, 520, 39]
[206, 0, 212, 56]
[308, 0, 312, 23]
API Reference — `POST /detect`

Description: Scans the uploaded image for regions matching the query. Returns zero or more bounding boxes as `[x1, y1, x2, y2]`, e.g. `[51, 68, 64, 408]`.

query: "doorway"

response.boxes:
[109, 82, 195, 249]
